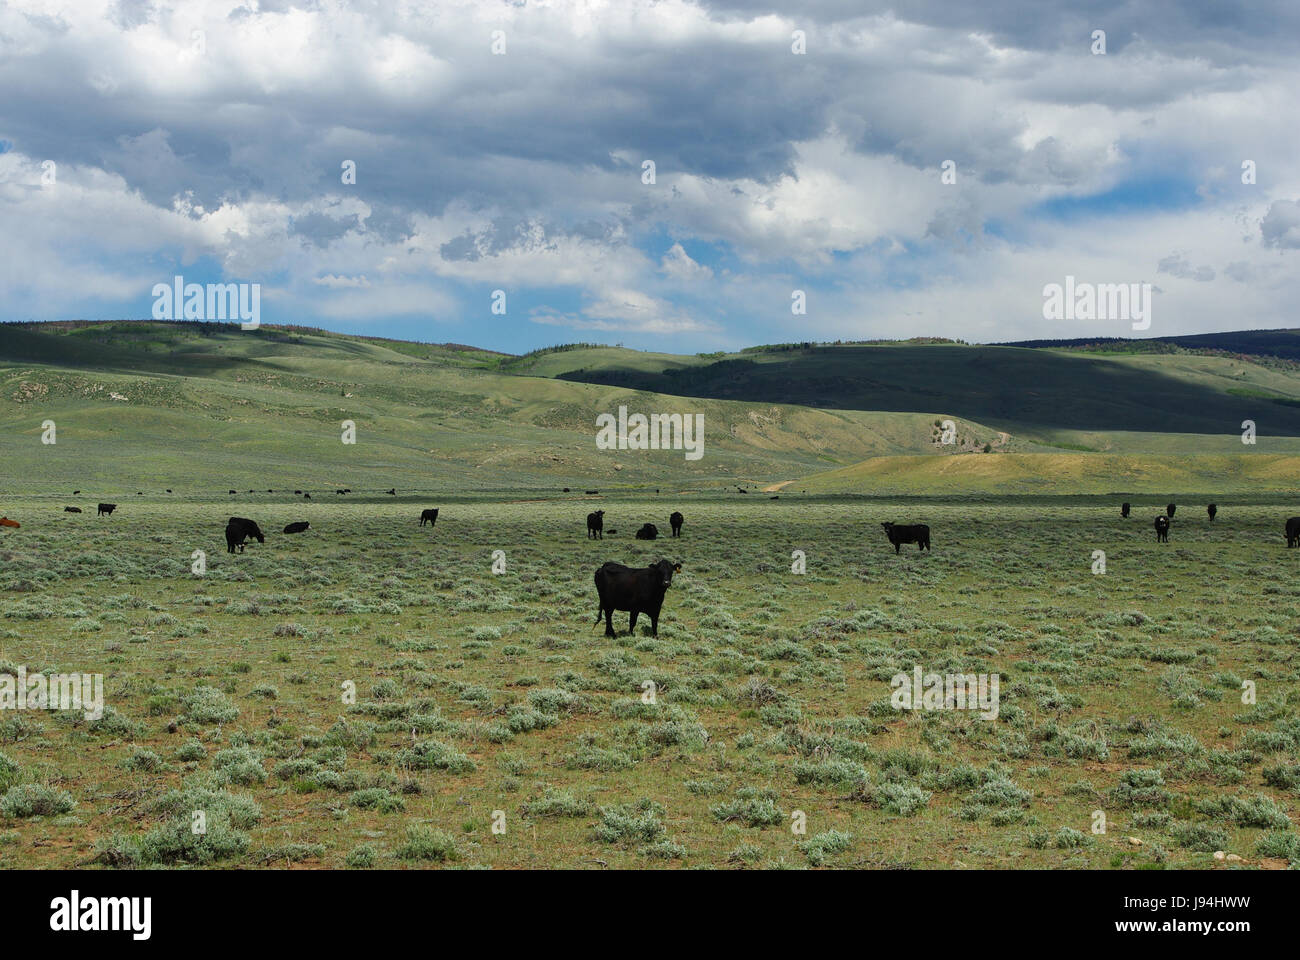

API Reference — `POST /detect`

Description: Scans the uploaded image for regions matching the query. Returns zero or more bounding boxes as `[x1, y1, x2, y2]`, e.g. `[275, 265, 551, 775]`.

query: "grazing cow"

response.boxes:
[1207, 503, 1217, 521]
[738, 488, 748, 494]
[585, 490, 599, 495]
[294, 490, 302, 495]
[303, 493, 311, 500]
[1155, 515, 1170, 543]
[336, 490, 345, 495]
[1166, 503, 1177, 518]
[267, 489, 273, 493]
[97, 503, 116, 517]
[770, 496, 780, 500]
[387, 489, 396, 495]
[344, 489, 351, 493]
[229, 490, 237, 495]
[669, 511, 683, 537]
[283, 521, 310, 534]
[225, 517, 265, 553]
[0, 517, 19, 529]
[1287, 517, 1300, 548]
[881, 521, 930, 553]
[593, 559, 681, 638]
[137, 492, 143, 496]
[166, 489, 172, 494]
[635, 523, 659, 540]
[73, 490, 80, 495]
[420, 509, 439, 527]
[563, 488, 571, 493]
[64, 507, 81, 513]
[587, 510, 605, 539]
[1121, 502, 1131, 519]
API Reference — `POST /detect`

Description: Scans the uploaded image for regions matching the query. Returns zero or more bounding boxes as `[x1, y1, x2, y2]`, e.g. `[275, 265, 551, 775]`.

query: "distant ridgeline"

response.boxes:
[998, 329, 1300, 367]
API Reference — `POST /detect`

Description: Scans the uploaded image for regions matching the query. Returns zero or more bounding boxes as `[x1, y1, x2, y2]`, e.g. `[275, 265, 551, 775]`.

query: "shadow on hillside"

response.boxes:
[0, 323, 395, 379]
[556, 345, 1300, 436]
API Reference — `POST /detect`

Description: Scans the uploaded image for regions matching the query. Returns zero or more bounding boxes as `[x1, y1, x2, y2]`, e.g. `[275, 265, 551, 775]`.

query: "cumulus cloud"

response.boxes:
[0, 0, 1297, 348]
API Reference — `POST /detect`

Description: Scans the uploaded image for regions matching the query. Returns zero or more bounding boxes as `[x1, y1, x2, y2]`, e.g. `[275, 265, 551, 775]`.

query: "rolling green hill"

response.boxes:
[525, 341, 1300, 438]
[0, 322, 994, 496]
[4, 321, 1300, 497]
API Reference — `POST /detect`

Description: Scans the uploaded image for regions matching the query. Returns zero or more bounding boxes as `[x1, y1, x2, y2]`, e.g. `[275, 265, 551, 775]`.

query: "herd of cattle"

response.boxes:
[5, 497, 1300, 637]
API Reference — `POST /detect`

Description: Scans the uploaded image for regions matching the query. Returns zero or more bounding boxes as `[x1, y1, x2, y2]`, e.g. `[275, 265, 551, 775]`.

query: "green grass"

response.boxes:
[1, 496, 1298, 869]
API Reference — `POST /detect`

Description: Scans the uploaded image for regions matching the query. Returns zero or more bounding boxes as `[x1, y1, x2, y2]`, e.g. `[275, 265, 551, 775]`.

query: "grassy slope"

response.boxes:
[521, 343, 1300, 436]
[1, 323, 990, 495]
[6, 323, 1300, 496]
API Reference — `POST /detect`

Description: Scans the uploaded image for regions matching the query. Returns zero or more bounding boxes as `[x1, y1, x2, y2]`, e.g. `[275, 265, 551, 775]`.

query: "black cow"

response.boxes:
[229, 490, 237, 495]
[593, 559, 681, 638]
[1155, 515, 1170, 542]
[166, 489, 172, 493]
[1286, 517, 1300, 548]
[1207, 503, 1217, 521]
[294, 490, 302, 495]
[420, 509, 439, 527]
[73, 490, 80, 495]
[387, 489, 396, 495]
[64, 506, 81, 513]
[669, 511, 683, 537]
[585, 490, 599, 495]
[1166, 503, 1177, 518]
[881, 521, 930, 553]
[587, 510, 605, 539]
[226, 517, 265, 553]
[303, 493, 311, 499]
[97, 503, 116, 517]
[635, 523, 658, 540]
[1121, 502, 1131, 519]
[283, 521, 310, 534]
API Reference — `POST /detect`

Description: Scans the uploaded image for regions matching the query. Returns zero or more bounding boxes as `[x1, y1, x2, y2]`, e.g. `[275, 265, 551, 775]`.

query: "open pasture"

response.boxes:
[1, 496, 1298, 869]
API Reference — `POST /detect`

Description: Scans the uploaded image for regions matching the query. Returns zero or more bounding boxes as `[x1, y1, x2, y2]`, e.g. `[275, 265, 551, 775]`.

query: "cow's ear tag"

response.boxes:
[674, 564, 682, 572]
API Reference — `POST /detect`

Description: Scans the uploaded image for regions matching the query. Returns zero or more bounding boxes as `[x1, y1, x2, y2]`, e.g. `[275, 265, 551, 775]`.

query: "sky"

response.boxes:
[0, 0, 1297, 354]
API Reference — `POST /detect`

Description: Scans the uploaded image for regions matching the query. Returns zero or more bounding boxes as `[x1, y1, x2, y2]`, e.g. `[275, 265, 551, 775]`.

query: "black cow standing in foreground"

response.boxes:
[226, 517, 265, 553]
[97, 503, 116, 517]
[881, 521, 930, 553]
[1166, 503, 1177, 518]
[1155, 515, 1170, 543]
[419, 509, 439, 527]
[670, 511, 684, 537]
[587, 510, 605, 539]
[1207, 503, 1217, 521]
[1121, 502, 1131, 519]
[283, 521, 310, 534]
[594, 559, 681, 637]
[635, 523, 659, 540]
[1286, 517, 1300, 548]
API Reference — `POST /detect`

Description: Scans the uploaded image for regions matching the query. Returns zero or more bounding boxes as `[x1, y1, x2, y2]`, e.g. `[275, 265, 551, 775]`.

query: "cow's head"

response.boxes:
[594, 510, 605, 518]
[651, 559, 682, 588]
[880, 522, 894, 532]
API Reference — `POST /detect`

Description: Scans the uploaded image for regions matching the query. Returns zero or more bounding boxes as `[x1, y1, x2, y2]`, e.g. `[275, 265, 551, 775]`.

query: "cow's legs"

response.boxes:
[604, 608, 616, 637]
[628, 610, 639, 634]
[650, 613, 658, 636]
